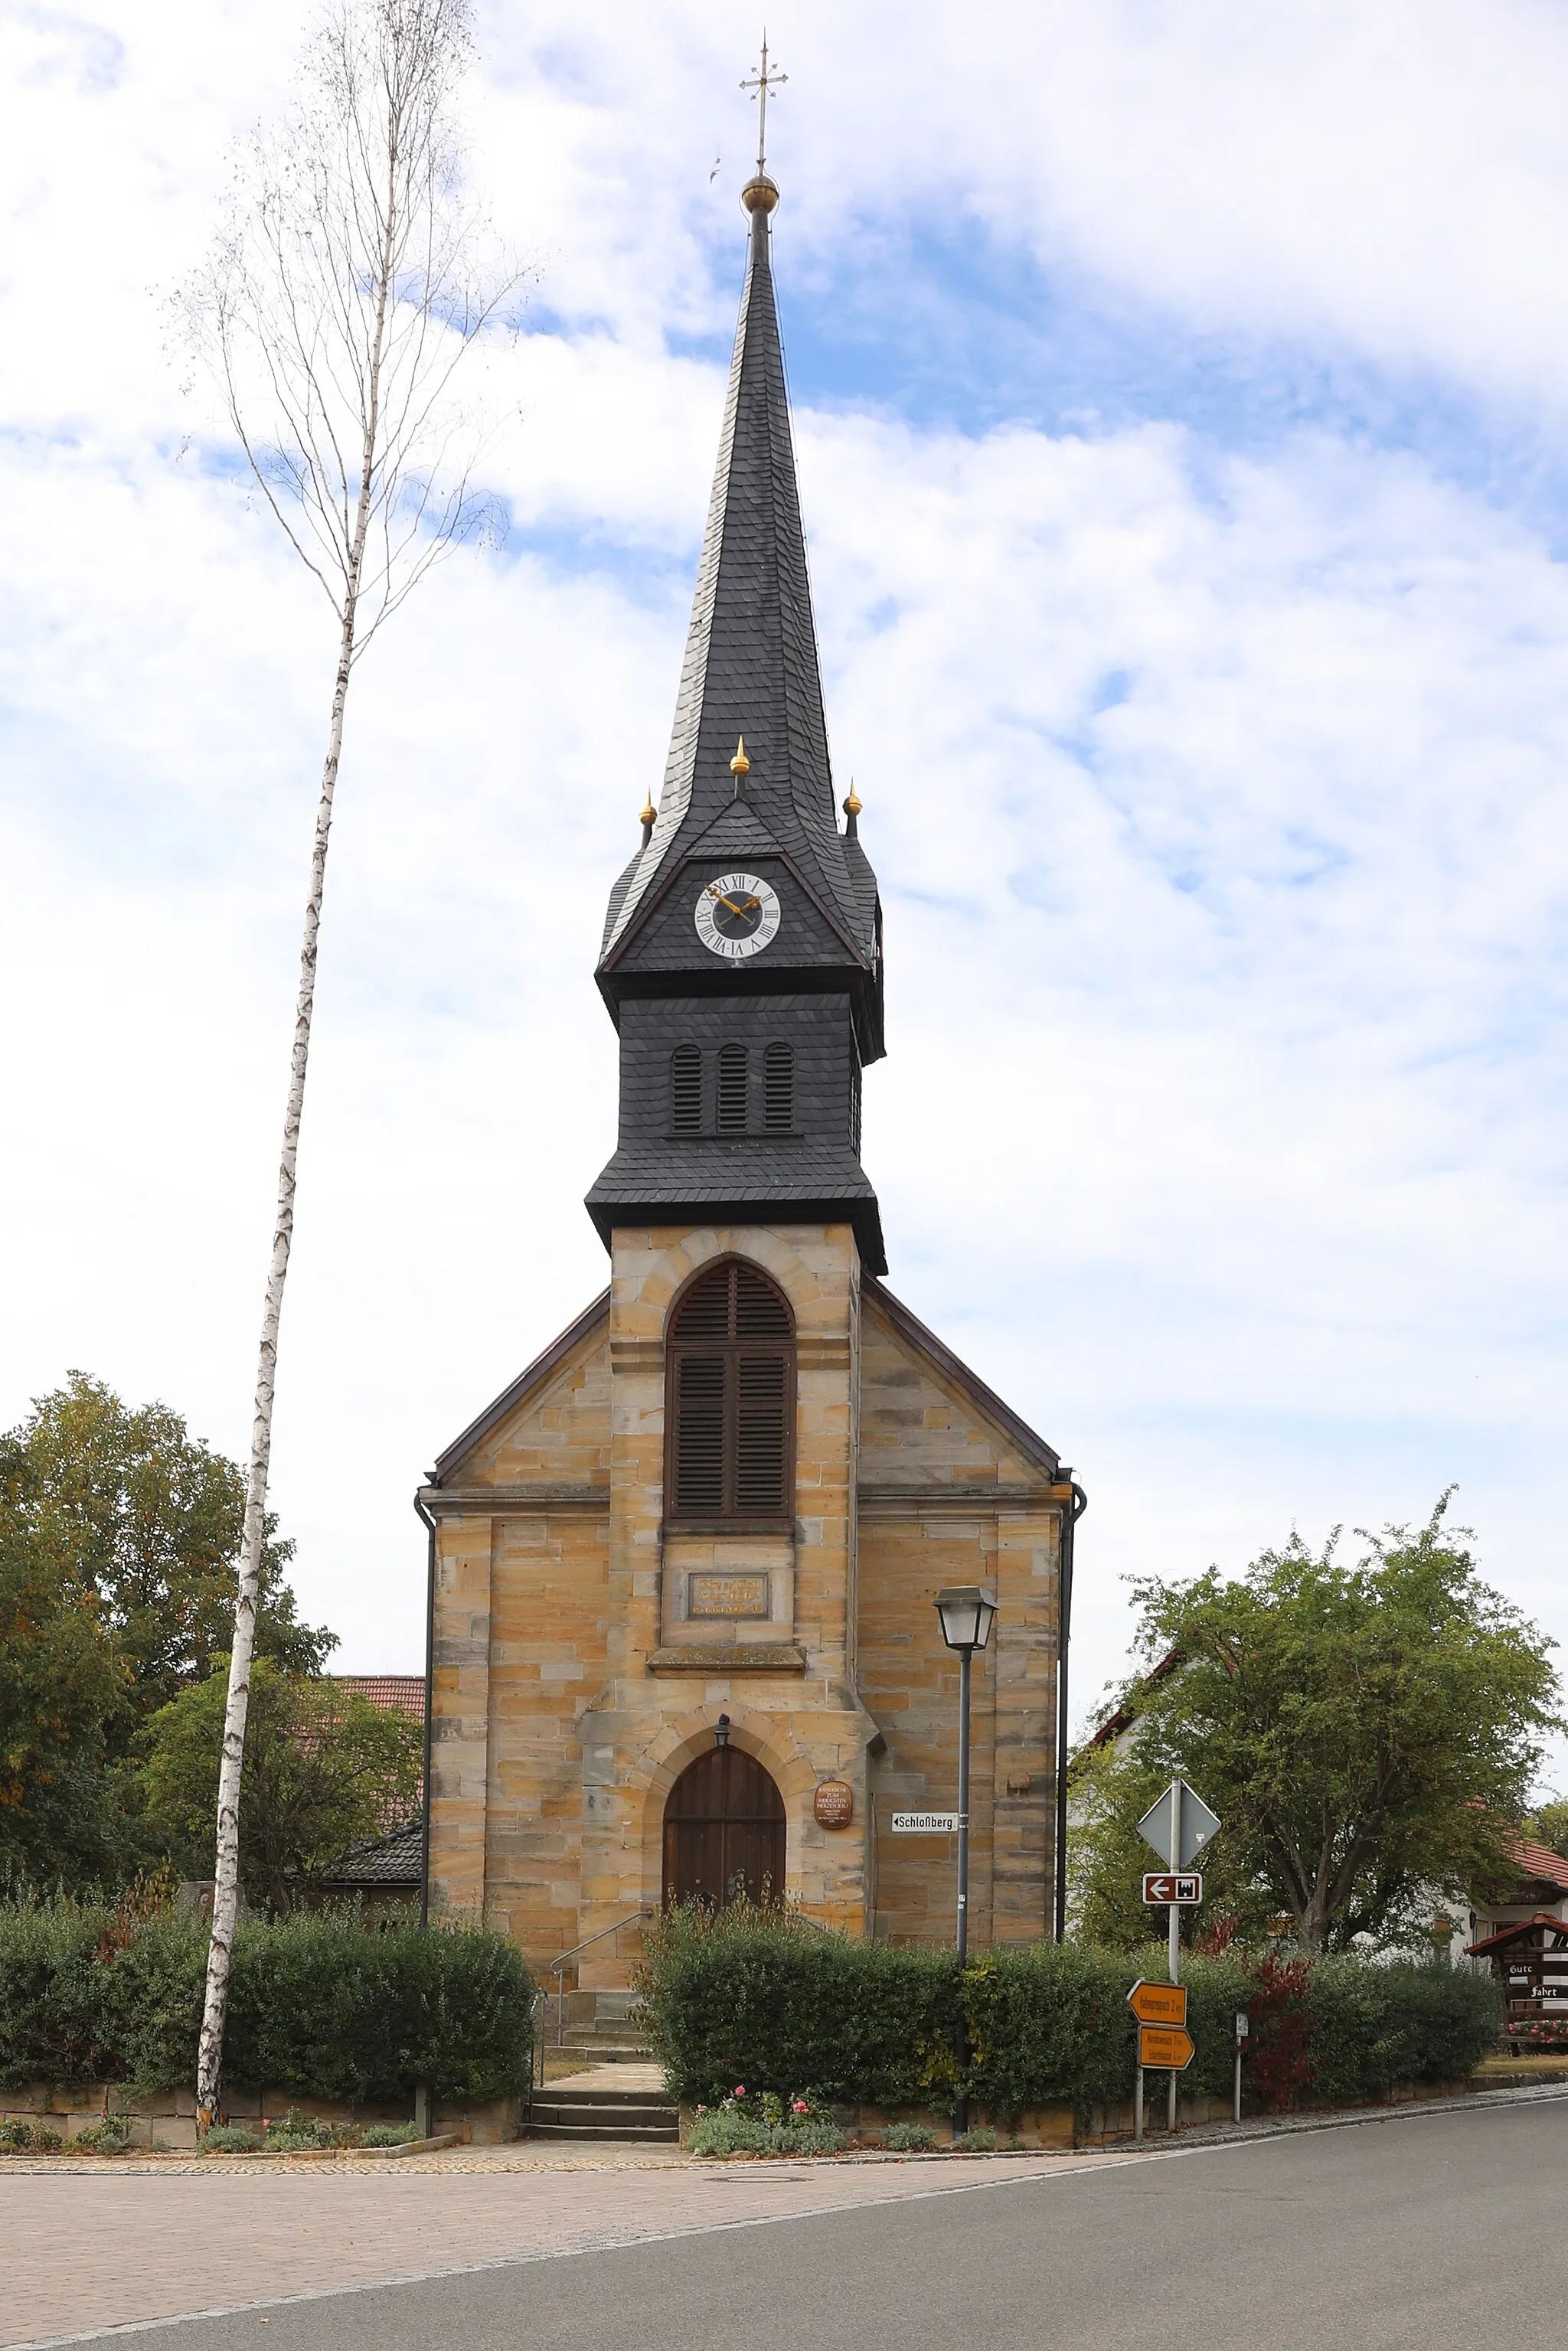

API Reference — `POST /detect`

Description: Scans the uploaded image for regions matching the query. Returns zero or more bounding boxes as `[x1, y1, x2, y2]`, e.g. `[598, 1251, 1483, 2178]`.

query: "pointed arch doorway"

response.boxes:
[662, 1745, 786, 1910]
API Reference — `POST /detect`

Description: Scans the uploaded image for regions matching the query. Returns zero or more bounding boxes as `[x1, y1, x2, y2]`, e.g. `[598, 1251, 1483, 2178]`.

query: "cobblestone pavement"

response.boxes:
[1, 2144, 1138, 2346]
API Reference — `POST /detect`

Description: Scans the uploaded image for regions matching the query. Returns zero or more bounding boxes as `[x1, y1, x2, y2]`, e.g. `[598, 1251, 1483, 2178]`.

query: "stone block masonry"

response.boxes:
[425, 1225, 1071, 1980]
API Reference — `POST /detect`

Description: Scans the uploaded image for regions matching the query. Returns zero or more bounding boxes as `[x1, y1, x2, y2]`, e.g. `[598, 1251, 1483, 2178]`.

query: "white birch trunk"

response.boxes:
[197, 277, 387, 2140]
[194, 600, 356, 2126]
[184, 0, 513, 2128]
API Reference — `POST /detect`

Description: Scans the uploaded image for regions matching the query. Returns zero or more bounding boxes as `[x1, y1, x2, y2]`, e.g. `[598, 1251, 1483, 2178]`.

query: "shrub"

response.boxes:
[361, 2123, 419, 2147]
[72, 2116, 130, 2153]
[950, 2126, 998, 2151]
[684, 2085, 845, 2158]
[1303, 1958, 1501, 2104]
[202, 2126, 261, 2153]
[638, 1910, 1501, 2121]
[638, 1902, 958, 2109]
[0, 2118, 34, 2150]
[31, 2127, 63, 2151]
[0, 1895, 533, 2103]
[881, 2122, 936, 2151]
[263, 2108, 332, 2150]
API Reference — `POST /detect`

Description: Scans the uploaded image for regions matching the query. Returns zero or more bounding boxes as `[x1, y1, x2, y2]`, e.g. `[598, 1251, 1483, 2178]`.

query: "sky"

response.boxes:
[2, 0, 1566, 1762]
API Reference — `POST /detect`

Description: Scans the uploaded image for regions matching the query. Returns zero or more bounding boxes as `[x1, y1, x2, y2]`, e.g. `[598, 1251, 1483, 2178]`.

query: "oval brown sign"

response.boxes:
[814, 1780, 854, 1829]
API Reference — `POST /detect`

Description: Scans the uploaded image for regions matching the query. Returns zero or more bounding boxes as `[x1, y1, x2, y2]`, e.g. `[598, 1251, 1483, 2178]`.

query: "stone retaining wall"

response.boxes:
[1, 2083, 525, 2152]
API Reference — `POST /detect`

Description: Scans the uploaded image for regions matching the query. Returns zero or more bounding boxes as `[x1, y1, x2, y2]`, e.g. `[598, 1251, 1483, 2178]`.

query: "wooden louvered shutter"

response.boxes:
[763, 1041, 793, 1133]
[666, 1260, 795, 1523]
[671, 1044, 702, 1134]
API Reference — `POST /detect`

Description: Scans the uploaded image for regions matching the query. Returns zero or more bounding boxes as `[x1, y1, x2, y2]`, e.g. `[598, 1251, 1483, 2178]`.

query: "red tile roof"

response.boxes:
[1504, 1836, 1568, 1892]
[332, 1675, 425, 1721]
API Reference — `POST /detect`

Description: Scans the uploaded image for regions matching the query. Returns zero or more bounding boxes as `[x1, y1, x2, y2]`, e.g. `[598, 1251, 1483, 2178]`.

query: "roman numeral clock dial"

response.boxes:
[694, 870, 781, 961]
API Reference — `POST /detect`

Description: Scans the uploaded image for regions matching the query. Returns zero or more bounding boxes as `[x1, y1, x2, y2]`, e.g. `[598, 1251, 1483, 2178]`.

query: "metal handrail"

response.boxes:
[541, 1908, 654, 2064]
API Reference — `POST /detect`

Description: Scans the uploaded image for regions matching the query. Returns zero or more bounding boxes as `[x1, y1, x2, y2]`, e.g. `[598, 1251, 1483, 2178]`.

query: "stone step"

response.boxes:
[529, 2119, 679, 2143]
[529, 2077, 679, 2144]
[530, 2111, 678, 2141]
[552, 2044, 652, 2064]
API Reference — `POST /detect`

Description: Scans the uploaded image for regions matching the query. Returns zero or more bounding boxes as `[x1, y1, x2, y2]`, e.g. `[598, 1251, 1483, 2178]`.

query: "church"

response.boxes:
[420, 162, 1085, 1992]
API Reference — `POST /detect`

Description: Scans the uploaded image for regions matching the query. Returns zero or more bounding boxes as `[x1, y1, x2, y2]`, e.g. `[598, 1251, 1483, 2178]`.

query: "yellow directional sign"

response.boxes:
[1138, 2024, 1195, 2071]
[1127, 1979, 1187, 2027]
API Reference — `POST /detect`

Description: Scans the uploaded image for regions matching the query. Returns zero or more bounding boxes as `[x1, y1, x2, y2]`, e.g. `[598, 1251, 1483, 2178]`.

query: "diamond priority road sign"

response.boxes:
[1127, 1980, 1187, 2026]
[1138, 2024, 1195, 2072]
[1137, 1779, 1221, 1872]
[1142, 1873, 1203, 1905]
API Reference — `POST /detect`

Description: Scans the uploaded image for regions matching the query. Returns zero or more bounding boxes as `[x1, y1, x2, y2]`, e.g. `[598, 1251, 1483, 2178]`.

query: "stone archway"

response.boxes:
[662, 1745, 786, 1909]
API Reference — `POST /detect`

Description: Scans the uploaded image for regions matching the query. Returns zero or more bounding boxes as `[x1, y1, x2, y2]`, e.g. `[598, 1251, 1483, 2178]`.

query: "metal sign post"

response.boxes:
[1127, 1981, 1191, 2141]
[1135, 1779, 1220, 2134]
[1233, 2011, 1249, 2124]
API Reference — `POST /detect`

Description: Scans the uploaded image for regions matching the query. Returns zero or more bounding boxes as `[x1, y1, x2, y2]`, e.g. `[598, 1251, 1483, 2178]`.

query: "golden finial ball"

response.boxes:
[842, 779, 862, 818]
[741, 175, 779, 216]
[730, 736, 751, 777]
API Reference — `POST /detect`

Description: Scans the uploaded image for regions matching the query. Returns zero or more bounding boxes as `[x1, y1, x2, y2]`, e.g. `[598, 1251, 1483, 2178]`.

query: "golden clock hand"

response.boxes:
[707, 890, 759, 917]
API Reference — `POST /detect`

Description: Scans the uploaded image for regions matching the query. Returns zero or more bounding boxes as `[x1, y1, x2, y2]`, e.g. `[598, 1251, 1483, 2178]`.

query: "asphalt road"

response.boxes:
[31, 2101, 1566, 2351]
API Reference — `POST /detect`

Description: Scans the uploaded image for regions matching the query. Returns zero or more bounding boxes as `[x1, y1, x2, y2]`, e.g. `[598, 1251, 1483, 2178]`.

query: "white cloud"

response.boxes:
[2, 0, 1566, 1769]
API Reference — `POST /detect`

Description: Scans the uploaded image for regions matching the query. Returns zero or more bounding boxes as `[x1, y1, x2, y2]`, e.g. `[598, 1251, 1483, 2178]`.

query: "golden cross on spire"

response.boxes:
[740, 35, 787, 177]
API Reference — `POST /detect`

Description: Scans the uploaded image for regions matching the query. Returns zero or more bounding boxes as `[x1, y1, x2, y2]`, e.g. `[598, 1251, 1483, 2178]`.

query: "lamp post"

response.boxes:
[934, 1585, 997, 2136]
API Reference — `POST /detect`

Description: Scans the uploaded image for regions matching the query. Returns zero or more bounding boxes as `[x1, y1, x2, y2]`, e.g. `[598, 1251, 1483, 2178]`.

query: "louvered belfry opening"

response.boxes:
[662, 1746, 786, 1911]
[671, 1043, 702, 1133]
[763, 1040, 794, 1133]
[666, 1259, 795, 1524]
[717, 1043, 748, 1133]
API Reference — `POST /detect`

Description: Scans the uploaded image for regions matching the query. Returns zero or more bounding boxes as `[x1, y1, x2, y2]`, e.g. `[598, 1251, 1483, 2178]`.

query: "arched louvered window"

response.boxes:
[763, 1041, 794, 1134]
[717, 1043, 748, 1134]
[666, 1259, 795, 1524]
[671, 1044, 702, 1134]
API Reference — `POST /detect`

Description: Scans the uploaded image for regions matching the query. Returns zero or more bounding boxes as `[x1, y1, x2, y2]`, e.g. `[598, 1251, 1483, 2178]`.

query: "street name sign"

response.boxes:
[1142, 1873, 1203, 1905]
[1127, 1980, 1187, 2026]
[1138, 2025, 1195, 2072]
[1137, 1779, 1222, 1872]
[890, 1811, 958, 1834]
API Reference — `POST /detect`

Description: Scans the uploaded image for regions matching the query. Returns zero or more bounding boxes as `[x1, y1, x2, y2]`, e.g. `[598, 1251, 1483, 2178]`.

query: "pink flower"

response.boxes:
[734, 2085, 746, 2098]
[792, 2100, 809, 2114]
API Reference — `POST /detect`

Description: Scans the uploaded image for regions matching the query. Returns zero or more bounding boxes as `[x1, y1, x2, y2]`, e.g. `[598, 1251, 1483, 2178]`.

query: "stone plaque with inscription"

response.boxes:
[688, 1572, 769, 1620]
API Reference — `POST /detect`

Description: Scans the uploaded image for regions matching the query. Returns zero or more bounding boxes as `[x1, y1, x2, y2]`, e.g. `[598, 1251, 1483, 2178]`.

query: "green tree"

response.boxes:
[1525, 1799, 1568, 1861]
[1067, 1735, 1279, 1952]
[1106, 1496, 1560, 1951]
[0, 1440, 132, 1886]
[4, 1373, 332, 1745]
[139, 1660, 422, 1915]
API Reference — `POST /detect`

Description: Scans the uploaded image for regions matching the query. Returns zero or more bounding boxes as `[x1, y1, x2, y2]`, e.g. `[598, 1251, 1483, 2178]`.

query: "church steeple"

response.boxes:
[587, 163, 886, 1273]
[599, 175, 878, 982]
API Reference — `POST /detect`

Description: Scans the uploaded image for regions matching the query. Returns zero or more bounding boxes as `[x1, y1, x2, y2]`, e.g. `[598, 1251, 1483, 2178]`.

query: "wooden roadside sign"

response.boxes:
[1127, 1979, 1187, 2027]
[1138, 2024, 1195, 2071]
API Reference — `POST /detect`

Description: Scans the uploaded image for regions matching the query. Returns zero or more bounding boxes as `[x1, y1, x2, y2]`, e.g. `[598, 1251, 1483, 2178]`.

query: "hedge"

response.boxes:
[636, 1905, 1502, 2118]
[0, 1898, 534, 2103]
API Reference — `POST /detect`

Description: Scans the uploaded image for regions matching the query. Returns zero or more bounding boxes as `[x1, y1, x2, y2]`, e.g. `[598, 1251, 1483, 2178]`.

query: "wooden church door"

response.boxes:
[662, 1747, 786, 1909]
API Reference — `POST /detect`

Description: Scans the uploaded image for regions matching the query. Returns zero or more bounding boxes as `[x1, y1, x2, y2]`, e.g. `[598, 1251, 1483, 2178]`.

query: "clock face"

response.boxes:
[694, 870, 782, 961]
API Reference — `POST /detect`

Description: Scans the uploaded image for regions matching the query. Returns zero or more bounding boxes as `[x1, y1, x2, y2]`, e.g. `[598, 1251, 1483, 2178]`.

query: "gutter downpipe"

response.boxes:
[1054, 1479, 1088, 1943]
[413, 1489, 438, 1932]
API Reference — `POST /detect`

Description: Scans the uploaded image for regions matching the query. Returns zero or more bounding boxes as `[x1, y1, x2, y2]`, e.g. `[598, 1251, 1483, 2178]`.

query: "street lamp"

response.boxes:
[935, 1585, 997, 2134]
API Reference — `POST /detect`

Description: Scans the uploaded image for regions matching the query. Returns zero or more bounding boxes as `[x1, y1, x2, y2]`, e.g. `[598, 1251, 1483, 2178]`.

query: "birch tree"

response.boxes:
[178, 0, 520, 2126]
